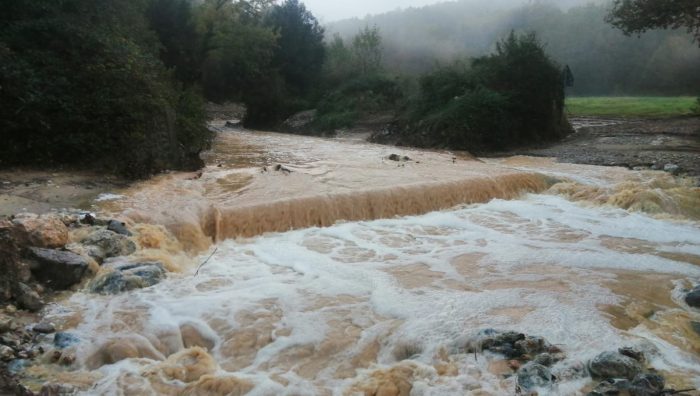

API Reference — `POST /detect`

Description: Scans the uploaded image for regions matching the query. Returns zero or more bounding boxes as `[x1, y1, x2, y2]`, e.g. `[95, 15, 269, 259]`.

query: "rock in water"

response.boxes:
[11, 213, 69, 248]
[80, 229, 136, 262]
[26, 247, 89, 289]
[663, 163, 680, 175]
[107, 220, 132, 236]
[517, 362, 554, 392]
[54, 332, 80, 349]
[90, 262, 166, 294]
[630, 373, 665, 396]
[588, 351, 643, 380]
[33, 322, 55, 334]
[588, 378, 631, 396]
[685, 286, 700, 308]
[14, 282, 44, 312]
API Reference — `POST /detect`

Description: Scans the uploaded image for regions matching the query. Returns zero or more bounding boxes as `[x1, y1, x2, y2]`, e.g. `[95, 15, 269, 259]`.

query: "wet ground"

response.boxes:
[0, 170, 128, 217]
[513, 117, 700, 178]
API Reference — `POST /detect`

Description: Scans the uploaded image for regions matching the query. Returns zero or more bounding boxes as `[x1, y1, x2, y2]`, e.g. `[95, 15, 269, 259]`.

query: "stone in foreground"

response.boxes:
[90, 261, 166, 294]
[588, 351, 643, 380]
[26, 247, 90, 290]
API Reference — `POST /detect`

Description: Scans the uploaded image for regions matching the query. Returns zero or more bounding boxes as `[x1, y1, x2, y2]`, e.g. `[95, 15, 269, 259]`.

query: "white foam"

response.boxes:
[94, 193, 126, 202]
[49, 193, 700, 394]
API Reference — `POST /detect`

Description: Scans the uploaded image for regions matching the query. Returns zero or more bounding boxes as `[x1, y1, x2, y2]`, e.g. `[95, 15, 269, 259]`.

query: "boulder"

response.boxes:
[13, 282, 44, 312]
[26, 247, 89, 289]
[630, 373, 665, 396]
[107, 220, 132, 236]
[517, 362, 554, 392]
[588, 351, 643, 380]
[685, 286, 700, 308]
[90, 261, 166, 294]
[80, 229, 136, 262]
[11, 213, 68, 248]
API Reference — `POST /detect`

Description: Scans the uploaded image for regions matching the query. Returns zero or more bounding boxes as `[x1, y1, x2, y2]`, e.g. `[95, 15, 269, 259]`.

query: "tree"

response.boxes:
[352, 26, 383, 75]
[265, 0, 325, 96]
[606, 0, 700, 44]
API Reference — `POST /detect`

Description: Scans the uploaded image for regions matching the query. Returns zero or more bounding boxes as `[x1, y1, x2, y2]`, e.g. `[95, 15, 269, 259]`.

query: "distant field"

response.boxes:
[565, 97, 698, 118]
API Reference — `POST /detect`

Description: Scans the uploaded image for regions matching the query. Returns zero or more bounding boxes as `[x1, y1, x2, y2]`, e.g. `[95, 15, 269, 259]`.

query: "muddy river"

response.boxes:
[30, 125, 700, 395]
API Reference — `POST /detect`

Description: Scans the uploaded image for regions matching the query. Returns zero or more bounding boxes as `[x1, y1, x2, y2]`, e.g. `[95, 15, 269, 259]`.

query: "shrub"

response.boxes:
[312, 74, 404, 131]
[400, 32, 570, 152]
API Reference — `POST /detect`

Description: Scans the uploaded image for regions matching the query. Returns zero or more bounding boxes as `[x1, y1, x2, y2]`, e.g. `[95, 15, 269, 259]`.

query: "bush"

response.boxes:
[399, 32, 570, 152]
[312, 74, 404, 131]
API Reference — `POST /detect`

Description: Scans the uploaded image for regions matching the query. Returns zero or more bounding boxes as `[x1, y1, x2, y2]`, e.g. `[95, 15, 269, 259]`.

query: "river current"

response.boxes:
[34, 126, 700, 395]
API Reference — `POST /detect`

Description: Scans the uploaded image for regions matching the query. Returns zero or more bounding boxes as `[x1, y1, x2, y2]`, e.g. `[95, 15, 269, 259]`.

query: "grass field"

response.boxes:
[565, 96, 699, 118]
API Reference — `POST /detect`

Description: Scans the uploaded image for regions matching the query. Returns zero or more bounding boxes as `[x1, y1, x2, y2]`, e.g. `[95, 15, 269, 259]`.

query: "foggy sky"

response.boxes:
[303, 0, 601, 23]
[303, 0, 444, 22]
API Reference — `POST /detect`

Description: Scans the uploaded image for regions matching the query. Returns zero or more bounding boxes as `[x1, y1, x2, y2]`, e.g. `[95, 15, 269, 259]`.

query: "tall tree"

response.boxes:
[265, 0, 325, 96]
[352, 25, 383, 75]
[606, 0, 700, 45]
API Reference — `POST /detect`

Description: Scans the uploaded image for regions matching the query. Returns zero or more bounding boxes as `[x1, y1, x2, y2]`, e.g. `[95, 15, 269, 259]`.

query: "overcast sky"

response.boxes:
[302, 0, 444, 23]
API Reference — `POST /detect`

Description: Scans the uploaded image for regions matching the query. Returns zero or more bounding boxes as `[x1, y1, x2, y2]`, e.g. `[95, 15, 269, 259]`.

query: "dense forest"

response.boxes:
[328, 0, 700, 95]
[1, 0, 697, 177]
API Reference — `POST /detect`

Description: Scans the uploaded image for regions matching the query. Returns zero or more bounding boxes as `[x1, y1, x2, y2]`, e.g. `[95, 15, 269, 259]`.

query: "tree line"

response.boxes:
[1, 0, 326, 176]
[328, 0, 700, 96]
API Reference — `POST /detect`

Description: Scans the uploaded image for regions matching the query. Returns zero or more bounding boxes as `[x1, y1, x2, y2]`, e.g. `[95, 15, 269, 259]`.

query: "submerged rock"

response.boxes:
[90, 261, 166, 294]
[517, 362, 554, 391]
[80, 229, 136, 262]
[26, 247, 89, 289]
[685, 286, 700, 308]
[588, 351, 643, 380]
[54, 332, 80, 349]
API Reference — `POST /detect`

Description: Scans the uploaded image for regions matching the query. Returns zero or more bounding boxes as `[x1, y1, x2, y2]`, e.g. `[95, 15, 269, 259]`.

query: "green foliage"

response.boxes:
[402, 32, 568, 151]
[352, 26, 383, 75]
[314, 74, 403, 131]
[0, 0, 212, 177]
[566, 96, 700, 118]
[607, 0, 700, 44]
[265, 0, 325, 96]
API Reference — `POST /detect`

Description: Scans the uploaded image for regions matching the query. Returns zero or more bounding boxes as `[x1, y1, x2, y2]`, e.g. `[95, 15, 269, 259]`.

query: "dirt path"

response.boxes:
[514, 116, 700, 178]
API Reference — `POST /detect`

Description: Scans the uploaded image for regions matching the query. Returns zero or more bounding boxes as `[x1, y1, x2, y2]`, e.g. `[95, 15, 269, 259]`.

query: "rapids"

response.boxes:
[33, 126, 700, 395]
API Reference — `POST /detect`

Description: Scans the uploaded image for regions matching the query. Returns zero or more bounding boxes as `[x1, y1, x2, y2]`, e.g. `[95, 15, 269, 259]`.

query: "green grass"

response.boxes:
[565, 96, 699, 118]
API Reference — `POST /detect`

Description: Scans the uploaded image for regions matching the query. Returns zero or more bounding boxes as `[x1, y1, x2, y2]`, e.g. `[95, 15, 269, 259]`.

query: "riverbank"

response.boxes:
[497, 116, 700, 179]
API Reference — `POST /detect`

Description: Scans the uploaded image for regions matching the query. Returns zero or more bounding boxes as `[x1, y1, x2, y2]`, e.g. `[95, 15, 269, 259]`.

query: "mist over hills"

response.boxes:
[325, 0, 700, 95]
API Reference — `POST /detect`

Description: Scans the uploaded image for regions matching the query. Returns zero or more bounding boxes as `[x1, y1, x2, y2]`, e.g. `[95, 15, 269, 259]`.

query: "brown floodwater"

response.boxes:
[28, 126, 700, 395]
